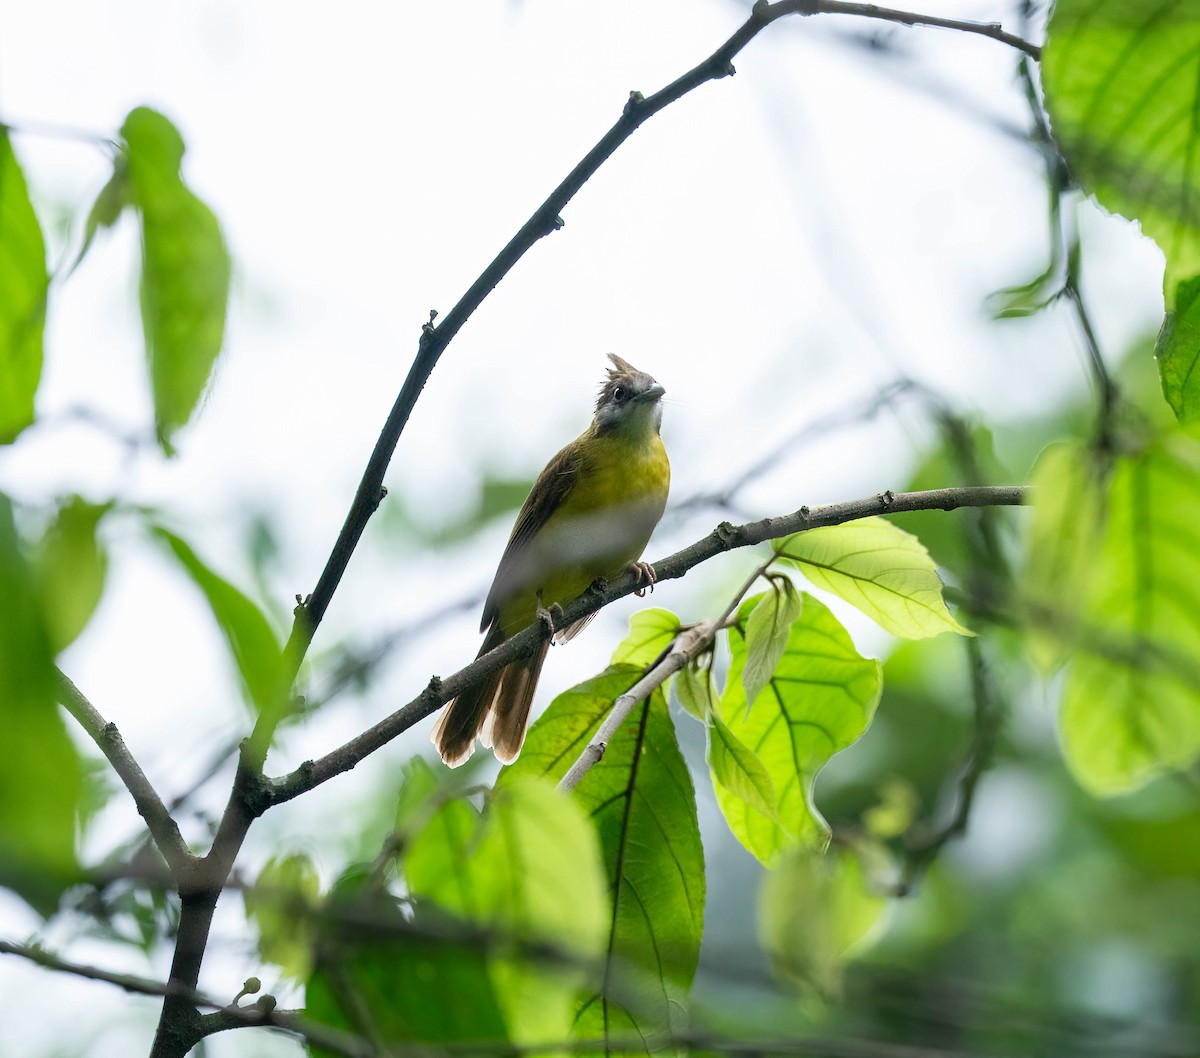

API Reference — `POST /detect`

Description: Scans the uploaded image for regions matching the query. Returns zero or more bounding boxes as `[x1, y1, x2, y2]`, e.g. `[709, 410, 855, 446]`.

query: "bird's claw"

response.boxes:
[631, 561, 657, 598]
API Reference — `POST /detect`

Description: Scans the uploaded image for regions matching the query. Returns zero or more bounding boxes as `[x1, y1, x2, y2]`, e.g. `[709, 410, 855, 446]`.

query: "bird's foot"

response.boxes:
[630, 561, 657, 598]
[536, 602, 564, 641]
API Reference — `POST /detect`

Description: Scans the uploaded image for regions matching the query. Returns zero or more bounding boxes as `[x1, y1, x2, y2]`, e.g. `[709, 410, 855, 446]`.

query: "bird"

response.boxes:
[433, 354, 670, 767]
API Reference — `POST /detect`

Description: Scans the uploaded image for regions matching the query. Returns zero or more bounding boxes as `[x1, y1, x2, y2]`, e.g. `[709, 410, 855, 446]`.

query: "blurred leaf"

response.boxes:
[1157, 275, 1200, 429]
[987, 259, 1062, 319]
[1021, 442, 1107, 672]
[777, 518, 971, 639]
[742, 576, 803, 705]
[120, 106, 230, 453]
[245, 852, 320, 981]
[307, 867, 508, 1052]
[152, 527, 286, 718]
[863, 777, 920, 839]
[1051, 438, 1200, 793]
[0, 129, 48, 444]
[0, 495, 82, 912]
[1043, 0, 1200, 291]
[610, 607, 679, 667]
[501, 669, 704, 1045]
[716, 593, 882, 864]
[708, 712, 776, 821]
[71, 155, 130, 276]
[394, 756, 440, 838]
[673, 661, 717, 721]
[759, 845, 887, 997]
[32, 496, 110, 651]
[407, 779, 607, 1045]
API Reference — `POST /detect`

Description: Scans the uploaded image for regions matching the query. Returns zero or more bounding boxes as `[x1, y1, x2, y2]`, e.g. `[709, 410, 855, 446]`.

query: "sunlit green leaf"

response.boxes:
[33, 497, 110, 651]
[152, 527, 286, 717]
[120, 106, 230, 453]
[742, 577, 803, 705]
[501, 669, 704, 1045]
[716, 593, 882, 864]
[0, 129, 48, 444]
[1049, 438, 1200, 793]
[0, 495, 82, 912]
[1157, 275, 1200, 429]
[245, 852, 320, 981]
[610, 607, 679, 667]
[776, 517, 971, 639]
[708, 712, 776, 821]
[307, 867, 508, 1052]
[406, 779, 607, 1046]
[759, 845, 888, 997]
[673, 661, 717, 721]
[1043, 1, 1200, 292]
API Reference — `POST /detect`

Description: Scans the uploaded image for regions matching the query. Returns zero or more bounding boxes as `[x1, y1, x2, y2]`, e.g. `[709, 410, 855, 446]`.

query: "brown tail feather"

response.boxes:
[433, 624, 507, 767]
[483, 640, 549, 764]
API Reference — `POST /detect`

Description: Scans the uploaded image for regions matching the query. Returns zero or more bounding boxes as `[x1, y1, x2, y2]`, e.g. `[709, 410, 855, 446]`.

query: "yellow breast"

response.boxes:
[497, 431, 669, 635]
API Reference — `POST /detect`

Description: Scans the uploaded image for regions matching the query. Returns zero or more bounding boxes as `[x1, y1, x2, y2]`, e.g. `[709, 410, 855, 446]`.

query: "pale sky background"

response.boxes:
[0, 0, 1169, 1054]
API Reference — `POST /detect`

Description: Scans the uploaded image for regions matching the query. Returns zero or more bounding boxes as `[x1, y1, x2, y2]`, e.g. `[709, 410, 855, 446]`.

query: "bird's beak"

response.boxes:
[638, 383, 666, 402]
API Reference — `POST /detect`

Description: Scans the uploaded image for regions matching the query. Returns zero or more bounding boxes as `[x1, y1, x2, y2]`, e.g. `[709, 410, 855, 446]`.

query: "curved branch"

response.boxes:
[273, 0, 1039, 724]
[268, 485, 1028, 805]
[55, 671, 196, 879]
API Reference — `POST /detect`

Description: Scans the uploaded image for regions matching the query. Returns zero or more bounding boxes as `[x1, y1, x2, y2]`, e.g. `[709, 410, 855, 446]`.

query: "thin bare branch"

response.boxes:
[269, 485, 1028, 806]
[55, 670, 196, 879]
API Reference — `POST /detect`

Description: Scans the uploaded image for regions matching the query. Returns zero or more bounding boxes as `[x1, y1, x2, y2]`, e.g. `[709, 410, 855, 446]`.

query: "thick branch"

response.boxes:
[55, 671, 195, 880]
[269, 485, 1028, 805]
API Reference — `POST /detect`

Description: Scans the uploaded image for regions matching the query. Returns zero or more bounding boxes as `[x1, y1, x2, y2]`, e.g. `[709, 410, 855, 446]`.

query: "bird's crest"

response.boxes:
[595, 353, 657, 412]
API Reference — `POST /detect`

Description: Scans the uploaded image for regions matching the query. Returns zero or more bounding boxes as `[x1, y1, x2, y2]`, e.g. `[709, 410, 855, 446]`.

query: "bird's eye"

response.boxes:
[612, 386, 627, 403]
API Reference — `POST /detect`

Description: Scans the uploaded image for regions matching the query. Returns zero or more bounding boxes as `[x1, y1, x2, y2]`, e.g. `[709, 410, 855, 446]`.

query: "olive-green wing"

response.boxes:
[481, 440, 585, 630]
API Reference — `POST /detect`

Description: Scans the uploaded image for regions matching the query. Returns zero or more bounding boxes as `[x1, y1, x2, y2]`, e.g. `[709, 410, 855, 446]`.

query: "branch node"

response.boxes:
[714, 521, 739, 549]
[422, 309, 438, 336]
[623, 90, 646, 117]
[552, 215, 565, 231]
[424, 675, 443, 701]
[880, 490, 897, 508]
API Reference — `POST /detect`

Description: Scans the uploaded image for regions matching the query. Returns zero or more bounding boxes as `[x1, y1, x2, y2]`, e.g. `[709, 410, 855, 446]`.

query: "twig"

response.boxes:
[811, 1, 1040, 59]
[55, 671, 196, 879]
[270, 0, 1040, 742]
[269, 485, 1028, 806]
[897, 636, 1002, 891]
[558, 620, 719, 792]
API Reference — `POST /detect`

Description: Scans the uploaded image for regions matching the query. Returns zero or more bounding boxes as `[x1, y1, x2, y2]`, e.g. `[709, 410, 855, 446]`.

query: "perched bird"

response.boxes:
[433, 354, 670, 767]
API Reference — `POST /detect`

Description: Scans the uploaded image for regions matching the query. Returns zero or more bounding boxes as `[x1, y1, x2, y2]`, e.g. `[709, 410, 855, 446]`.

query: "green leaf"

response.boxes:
[1021, 441, 1107, 671]
[245, 852, 320, 981]
[120, 107, 230, 453]
[33, 497, 109, 651]
[776, 517, 971, 639]
[1043, 0, 1200, 292]
[152, 527, 286, 718]
[673, 661, 717, 721]
[1157, 275, 1200, 428]
[716, 593, 882, 864]
[759, 845, 887, 997]
[610, 607, 680, 667]
[708, 712, 776, 821]
[742, 576, 804, 705]
[501, 668, 705, 1045]
[0, 495, 82, 912]
[307, 867, 508, 1052]
[70, 156, 131, 276]
[1050, 438, 1200, 793]
[406, 779, 608, 1046]
[0, 129, 48, 444]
